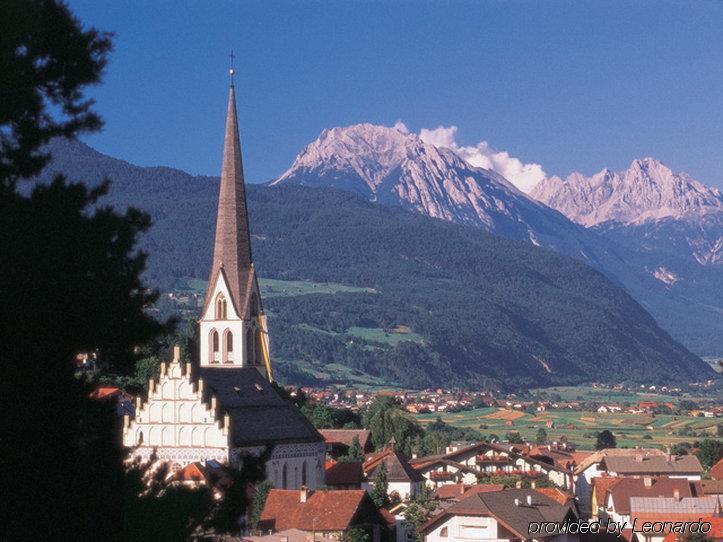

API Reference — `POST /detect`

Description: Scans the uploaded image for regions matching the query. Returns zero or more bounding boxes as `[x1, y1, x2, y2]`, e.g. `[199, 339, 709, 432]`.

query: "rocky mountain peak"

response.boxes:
[532, 157, 723, 227]
[272, 123, 590, 250]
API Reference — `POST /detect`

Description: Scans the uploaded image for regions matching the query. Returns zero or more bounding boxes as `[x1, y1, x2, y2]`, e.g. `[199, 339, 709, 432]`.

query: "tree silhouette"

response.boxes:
[370, 461, 390, 508]
[1, 1, 168, 539]
[595, 430, 617, 450]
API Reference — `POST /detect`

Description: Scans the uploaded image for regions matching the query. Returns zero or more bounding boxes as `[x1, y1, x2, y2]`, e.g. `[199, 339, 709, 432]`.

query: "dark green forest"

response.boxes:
[41, 139, 713, 389]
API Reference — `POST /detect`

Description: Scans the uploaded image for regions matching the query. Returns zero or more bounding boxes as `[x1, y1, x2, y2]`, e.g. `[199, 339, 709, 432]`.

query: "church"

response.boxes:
[122, 72, 326, 490]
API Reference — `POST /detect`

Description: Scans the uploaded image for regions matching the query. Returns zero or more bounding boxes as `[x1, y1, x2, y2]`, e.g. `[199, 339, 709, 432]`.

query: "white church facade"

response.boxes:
[123, 75, 325, 490]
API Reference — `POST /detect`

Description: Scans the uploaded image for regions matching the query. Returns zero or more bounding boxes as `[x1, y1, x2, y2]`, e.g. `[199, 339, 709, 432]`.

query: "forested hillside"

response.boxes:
[40, 139, 713, 389]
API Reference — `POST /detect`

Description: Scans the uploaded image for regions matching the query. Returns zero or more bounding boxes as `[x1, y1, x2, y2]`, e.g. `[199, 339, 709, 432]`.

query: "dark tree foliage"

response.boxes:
[301, 402, 362, 429]
[595, 430, 617, 450]
[370, 461, 389, 508]
[0, 2, 168, 539]
[695, 438, 723, 469]
[250, 480, 273, 531]
[0, 0, 111, 187]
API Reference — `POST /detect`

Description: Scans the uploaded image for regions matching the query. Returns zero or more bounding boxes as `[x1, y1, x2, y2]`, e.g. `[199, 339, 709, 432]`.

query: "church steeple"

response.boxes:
[204, 80, 255, 316]
[198, 72, 271, 379]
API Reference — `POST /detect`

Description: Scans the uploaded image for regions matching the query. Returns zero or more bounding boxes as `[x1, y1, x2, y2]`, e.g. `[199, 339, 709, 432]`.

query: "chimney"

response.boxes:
[527, 495, 533, 506]
[643, 477, 653, 488]
[515, 481, 522, 489]
[300, 485, 308, 503]
[673, 489, 680, 501]
[514, 498, 520, 506]
[459, 484, 466, 495]
[531, 481, 537, 489]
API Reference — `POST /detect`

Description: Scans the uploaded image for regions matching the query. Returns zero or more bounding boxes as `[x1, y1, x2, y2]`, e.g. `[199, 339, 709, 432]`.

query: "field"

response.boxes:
[416, 406, 720, 449]
[346, 326, 425, 346]
[173, 276, 374, 298]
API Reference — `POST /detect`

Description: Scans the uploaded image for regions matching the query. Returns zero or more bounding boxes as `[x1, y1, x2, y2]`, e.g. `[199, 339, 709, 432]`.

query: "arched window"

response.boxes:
[215, 295, 227, 319]
[301, 462, 307, 486]
[224, 329, 233, 363]
[282, 464, 288, 489]
[440, 527, 448, 538]
[210, 329, 219, 363]
[138, 430, 144, 444]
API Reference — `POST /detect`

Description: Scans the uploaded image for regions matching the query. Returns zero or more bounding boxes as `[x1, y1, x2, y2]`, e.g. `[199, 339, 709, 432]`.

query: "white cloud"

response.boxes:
[418, 125, 546, 193]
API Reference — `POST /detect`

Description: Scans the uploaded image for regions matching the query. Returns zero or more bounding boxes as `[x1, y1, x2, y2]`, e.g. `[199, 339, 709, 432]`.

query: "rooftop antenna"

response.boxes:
[229, 49, 235, 85]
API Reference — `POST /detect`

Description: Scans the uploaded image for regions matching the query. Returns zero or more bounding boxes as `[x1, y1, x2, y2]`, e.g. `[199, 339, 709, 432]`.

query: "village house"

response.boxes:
[320, 428, 373, 458]
[363, 449, 425, 501]
[258, 487, 393, 542]
[573, 449, 667, 516]
[325, 459, 365, 490]
[600, 477, 700, 525]
[419, 487, 579, 542]
[601, 455, 703, 480]
[712, 458, 723, 481]
[629, 496, 722, 542]
[412, 442, 576, 491]
[433, 483, 506, 504]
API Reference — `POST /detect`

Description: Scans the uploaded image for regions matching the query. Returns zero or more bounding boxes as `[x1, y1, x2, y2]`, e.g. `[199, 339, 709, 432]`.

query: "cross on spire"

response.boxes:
[229, 50, 235, 84]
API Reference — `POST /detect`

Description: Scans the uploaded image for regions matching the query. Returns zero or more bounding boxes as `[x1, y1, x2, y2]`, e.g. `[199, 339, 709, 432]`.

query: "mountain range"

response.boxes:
[274, 125, 723, 357]
[38, 137, 715, 389]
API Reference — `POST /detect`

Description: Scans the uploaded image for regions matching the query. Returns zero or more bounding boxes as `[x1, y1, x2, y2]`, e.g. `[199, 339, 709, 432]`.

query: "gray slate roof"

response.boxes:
[197, 367, 323, 447]
[603, 454, 703, 475]
[630, 495, 720, 515]
[422, 487, 577, 539]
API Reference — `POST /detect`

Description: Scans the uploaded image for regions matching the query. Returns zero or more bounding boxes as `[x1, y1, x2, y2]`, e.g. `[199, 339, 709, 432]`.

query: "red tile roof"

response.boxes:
[325, 461, 364, 486]
[592, 476, 621, 506]
[433, 483, 505, 500]
[608, 477, 698, 515]
[662, 517, 723, 541]
[712, 458, 723, 481]
[534, 487, 575, 506]
[90, 386, 123, 399]
[319, 429, 371, 450]
[259, 489, 375, 532]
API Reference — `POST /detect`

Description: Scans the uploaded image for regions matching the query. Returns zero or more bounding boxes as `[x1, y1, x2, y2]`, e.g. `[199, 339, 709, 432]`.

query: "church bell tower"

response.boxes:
[198, 68, 272, 380]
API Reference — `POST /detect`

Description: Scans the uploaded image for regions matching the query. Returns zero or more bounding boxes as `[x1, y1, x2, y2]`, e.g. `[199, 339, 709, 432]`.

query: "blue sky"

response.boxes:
[68, 1, 723, 188]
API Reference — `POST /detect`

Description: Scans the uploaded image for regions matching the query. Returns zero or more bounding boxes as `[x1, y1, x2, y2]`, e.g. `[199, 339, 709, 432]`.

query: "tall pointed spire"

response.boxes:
[204, 78, 255, 316]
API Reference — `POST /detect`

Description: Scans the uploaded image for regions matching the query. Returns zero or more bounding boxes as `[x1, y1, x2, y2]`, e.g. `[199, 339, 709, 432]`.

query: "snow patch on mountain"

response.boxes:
[653, 267, 679, 285]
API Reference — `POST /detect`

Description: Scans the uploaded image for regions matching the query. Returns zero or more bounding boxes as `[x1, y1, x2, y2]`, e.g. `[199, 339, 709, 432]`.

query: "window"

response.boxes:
[440, 527, 448, 538]
[210, 329, 219, 363]
[224, 330, 233, 363]
[215, 295, 227, 319]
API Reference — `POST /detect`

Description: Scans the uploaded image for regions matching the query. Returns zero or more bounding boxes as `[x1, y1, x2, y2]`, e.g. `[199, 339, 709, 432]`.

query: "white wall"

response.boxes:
[424, 515, 505, 542]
